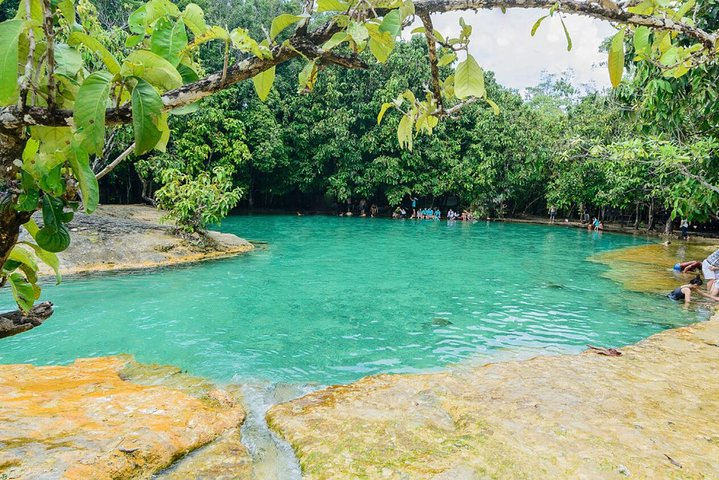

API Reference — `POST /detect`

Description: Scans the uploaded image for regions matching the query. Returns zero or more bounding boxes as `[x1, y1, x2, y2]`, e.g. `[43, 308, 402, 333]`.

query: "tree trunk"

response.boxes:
[665, 217, 673, 235]
[647, 198, 655, 231]
[0, 302, 53, 339]
[634, 202, 640, 230]
[0, 128, 33, 267]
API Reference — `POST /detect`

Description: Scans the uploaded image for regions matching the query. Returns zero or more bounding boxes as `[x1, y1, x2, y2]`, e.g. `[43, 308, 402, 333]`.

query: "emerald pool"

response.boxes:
[0, 216, 706, 384]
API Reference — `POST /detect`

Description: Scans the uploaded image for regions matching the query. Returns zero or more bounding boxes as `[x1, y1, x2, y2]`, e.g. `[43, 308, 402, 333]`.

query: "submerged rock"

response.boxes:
[268, 316, 719, 479]
[0, 356, 249, 479]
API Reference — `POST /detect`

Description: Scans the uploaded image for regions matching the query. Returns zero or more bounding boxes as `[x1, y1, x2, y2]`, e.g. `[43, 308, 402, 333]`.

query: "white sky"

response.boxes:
[411, 9, 617, 92]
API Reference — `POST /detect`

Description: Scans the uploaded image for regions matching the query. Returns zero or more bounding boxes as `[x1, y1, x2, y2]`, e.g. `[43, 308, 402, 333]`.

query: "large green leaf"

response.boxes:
[252, 66, 275, 101]
[454, 54, 485, 99]
[20, 241, 61, 284]
[379, 10, 401, 37]
[6, 245, 38, 273]
[121, 50, 183, 91]
[129, 5, 148, 34]
[633, 26, 651, 58]
[74, 71, 113, 155]
[270, 14, 306, 40]
[144, 0, 180, 26]
[397, 114, 413, 151]
[8, 272, 35, 312]
[36, 195, 72, 253]
[183, 3, 208, 36]
[177, 63, 199, 84]
[68, 32, 121, 75]
[367, 25, 394, 63]
[608, 28, 625, 88]
[67, 143, 99, 213]
[317, 0, 349, 11]
[377, 102, 394, 125]
[151, 17, 188, 66]
[0, 19, 24, 106]
[53, 43, 83, 77]
[131, 77, 163, 154]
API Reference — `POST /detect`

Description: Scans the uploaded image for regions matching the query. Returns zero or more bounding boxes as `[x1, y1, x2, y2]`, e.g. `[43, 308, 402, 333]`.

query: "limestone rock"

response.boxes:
[0, 356, 248, 479]
[268, 317, 719, 479]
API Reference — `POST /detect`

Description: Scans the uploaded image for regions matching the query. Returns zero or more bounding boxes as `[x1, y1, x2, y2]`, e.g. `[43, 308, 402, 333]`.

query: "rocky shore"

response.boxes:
[29, 204, 253, 276]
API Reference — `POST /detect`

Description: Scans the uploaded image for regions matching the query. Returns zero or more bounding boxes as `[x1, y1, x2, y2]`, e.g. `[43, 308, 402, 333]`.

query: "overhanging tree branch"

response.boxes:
[0, 0, 716, 130]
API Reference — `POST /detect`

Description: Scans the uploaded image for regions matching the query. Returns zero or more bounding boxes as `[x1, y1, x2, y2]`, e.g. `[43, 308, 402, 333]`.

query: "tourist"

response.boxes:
[410, 196, 418, 217]
[359, 199, 367, 217]
[680, 218, 689, 240]
[370, 204, 378, 217]
[447, 209, 457, 220]
[673, 260, 702, 273]
[667, 276, 703, 305]
[701, 248, 719, 292]
[434, 208, 441, 220]
[549, 205, 557, 224]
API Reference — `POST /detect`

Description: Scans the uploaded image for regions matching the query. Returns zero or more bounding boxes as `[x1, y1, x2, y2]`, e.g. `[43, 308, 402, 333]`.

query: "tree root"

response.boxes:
[0, 302, 53, 339]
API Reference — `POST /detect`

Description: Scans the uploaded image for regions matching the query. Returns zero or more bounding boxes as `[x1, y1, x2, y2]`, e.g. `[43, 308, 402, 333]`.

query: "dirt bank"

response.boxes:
[26, 204, 253, 276]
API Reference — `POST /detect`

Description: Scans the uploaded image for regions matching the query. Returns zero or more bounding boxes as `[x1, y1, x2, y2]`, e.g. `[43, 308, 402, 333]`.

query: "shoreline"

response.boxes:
[29, 204, 254, 277]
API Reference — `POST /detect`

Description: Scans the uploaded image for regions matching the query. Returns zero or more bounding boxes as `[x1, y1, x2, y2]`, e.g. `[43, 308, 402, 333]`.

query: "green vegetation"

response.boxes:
[0, 0, 717, 325]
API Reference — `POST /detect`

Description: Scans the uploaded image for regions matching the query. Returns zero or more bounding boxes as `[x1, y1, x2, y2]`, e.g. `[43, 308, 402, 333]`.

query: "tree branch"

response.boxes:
[0, 301, 53, 339]
[418, 12, 444, 113]
[95, 142, 135, 180]
[676, 163, 719, 195]
[0, 0, 716, 129]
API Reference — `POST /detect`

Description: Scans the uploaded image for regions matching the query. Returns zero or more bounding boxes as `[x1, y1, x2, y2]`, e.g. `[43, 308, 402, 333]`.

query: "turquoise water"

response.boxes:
[0, 216, 706, 384]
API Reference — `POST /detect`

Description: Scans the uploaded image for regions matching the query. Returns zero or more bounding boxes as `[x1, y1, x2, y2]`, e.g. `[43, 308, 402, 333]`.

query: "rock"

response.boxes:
[268, 316, 719, 479]
[0, 356, 249, 479]
[22, 205, 253, 277]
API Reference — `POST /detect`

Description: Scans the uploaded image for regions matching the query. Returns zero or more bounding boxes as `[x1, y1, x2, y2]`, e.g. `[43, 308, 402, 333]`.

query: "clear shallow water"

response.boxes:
[0, 216, 706, 384]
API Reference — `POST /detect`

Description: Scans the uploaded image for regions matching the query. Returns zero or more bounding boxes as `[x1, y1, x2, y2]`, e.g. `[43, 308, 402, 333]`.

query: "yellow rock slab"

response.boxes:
[268, 316, 719, 479]
[0, 356, 248, 479]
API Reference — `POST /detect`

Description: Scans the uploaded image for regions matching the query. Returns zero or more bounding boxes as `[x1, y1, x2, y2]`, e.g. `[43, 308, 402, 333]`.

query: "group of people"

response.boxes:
[391, 206, 475, 221]
[667, 250, 719, 305]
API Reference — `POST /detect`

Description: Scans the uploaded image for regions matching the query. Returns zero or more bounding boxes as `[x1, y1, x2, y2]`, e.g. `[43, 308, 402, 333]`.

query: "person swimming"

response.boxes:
[673, 260, 702, 273]
[667, 276, 703, 304]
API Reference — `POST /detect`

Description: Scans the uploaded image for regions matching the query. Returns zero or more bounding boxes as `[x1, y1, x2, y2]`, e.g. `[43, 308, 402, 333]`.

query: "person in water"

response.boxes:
[668, 276, 703, 304]
[673, 260, 702, 273]
[701, 247, 719, 292]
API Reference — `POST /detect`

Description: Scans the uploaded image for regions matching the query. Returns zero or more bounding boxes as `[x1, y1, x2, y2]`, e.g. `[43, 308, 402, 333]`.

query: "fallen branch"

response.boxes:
[0, 302, 53, 339]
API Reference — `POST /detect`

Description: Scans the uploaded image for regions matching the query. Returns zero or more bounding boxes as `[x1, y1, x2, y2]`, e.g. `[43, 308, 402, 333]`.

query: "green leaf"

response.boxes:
[397, 114, 413, 151]
[126, 34, 144, 48]
[144, 0, 180, 26]
[177, 63, 199, 84]
[322, 32, 349, 50]
[74, 71, 113, 155]
[531, 15, 548, 36]
[189, 25, 230, 47]
[129, 5, 148, 34]
[633, 26, 651, 58]
[67, 143, 99, 213]
[121, 50, 183, 91]
[252, 66, 275, 101]
[347, 22, 369, 43]
[131, 77, 163, 154]
[36, 195, 72, 253]
[6, 245, 38, 273]
[0, 19, 25, 106]
[377, 102, 393, 125]
[151, 18, 188, 66]
[68, 32, 121, 75]
[8, 272, 35, 312]
[608, 28, 625, 88]
[155, 113, 170, 152]
[317, 0, 349, 11]
[454, 54, 485, 99]
[486, 98, 500, 115]
[270, 14, 306, 41]
[53, 44, 83, 77]
[182, 3, 208, 36]
[437, 52, 456, 67]
[298, 59, 318, 92]
[20, 241, 60, 284]
[379, 10, 401, 37]
[367, 25, 394, 63]
[559, 16, 572, 51]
